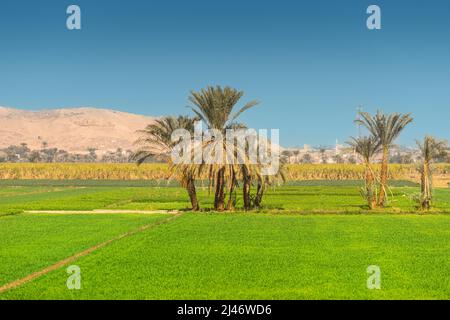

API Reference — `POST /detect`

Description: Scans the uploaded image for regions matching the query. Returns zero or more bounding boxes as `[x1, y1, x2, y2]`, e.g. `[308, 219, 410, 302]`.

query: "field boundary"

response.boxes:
[0, 213, 183, 294]
[24, 209, 180, 215]
[0, 178, 425, 187]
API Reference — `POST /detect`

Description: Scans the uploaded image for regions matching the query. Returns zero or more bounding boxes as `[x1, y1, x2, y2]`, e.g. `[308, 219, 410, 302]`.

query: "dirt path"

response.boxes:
[0, 213, 182, 294]
[24, 209, 180, 215]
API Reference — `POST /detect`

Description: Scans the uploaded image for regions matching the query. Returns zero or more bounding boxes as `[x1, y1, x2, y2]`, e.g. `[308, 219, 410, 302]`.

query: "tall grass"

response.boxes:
[0, 163, 169, 180]
[0, 163, 448, 182]
[286, 163, 449, 180]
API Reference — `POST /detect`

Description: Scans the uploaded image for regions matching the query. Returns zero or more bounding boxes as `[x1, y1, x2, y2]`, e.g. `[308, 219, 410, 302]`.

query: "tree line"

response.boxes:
[0, 143, 132, 163]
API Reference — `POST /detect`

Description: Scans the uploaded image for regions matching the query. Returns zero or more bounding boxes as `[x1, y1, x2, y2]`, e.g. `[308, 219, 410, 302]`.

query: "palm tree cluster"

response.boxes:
[350, 111, 448, 211]
[133, 86, 285, 211]
[350, 110, 413, 208]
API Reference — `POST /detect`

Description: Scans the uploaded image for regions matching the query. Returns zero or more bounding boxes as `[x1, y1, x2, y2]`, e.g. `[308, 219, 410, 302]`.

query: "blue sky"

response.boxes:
[1, 0, 449, 147]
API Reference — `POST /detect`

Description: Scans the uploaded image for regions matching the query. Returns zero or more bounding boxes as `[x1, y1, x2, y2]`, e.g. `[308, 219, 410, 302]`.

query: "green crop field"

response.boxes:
[0, 183, 449, 299]
[0, 182, 449, 214]
[0, 213, 170, 286]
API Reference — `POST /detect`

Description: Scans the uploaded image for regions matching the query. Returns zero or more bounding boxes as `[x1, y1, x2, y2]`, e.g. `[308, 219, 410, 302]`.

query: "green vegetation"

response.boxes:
[0, 178, 420, 187]
[0, 183, 449, 299]
[2, 213, 449, 299]
[0, 184, 449, 214]
[0, 213, 169, 286]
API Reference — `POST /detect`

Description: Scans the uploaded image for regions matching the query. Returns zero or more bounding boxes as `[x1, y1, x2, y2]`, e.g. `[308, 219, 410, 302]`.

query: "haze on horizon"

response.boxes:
[1, 0, 449, 147]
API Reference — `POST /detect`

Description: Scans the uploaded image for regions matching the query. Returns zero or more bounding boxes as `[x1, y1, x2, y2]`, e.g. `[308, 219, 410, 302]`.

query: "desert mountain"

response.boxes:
[0, 107, 155, 154]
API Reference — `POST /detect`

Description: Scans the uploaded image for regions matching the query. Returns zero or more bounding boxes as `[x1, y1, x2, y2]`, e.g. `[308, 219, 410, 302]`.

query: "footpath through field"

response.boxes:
[0, 212, 182, 294]
[24, 209, 180, 215]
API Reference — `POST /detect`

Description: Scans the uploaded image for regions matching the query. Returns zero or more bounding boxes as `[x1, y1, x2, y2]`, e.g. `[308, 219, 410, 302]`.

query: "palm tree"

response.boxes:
[189, 86, 258, 211]
[356, 111, 413, 207]
[348, 136, 380, 209]
[133, 115, 200, 211]
[252, 163, 286, 209]
[416, 136, 448, 210]
[239, 137, 287, 210]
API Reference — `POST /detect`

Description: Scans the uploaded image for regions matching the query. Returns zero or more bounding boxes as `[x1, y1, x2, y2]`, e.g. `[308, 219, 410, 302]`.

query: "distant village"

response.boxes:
[0, 141, 448, 164]
[281, 142, 449, 164]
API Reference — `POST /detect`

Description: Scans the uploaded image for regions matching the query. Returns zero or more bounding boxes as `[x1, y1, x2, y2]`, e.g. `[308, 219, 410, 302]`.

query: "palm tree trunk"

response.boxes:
[378, 147, 389, 207]
[226, 169, 236, 211]
[254, 181, 264, 209]
[421, 161, 431, 210]
[243, 178, 251, 211]
[214, 168, 226, 211]
[186, 176, 199, 211]
[365, 162, 376, 209]
[420, 164, 426, 194]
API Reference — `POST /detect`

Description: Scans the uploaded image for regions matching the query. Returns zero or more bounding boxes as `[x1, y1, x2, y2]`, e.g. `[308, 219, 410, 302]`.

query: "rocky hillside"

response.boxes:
[0, 107, 155, 154]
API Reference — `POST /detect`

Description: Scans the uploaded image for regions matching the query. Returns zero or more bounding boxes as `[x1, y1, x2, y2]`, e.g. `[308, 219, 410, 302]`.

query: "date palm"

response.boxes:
[416, 136, 448, 210]
[189, 86, 258, 211]
[133, 115, 200, 211]
[245, 161, 287, 210]
[348, 136, 380, 209]
[356, 111, 413, 207]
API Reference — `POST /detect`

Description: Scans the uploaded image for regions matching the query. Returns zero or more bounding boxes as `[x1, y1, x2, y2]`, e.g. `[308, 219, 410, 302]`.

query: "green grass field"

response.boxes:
[0, 182, 449, 214]
[0, 213, 169, 286]
[0, 183, 449, 299]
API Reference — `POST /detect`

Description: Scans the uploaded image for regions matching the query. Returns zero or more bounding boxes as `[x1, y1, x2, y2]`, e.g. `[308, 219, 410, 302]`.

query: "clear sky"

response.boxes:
[1, 0, 449, 147]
